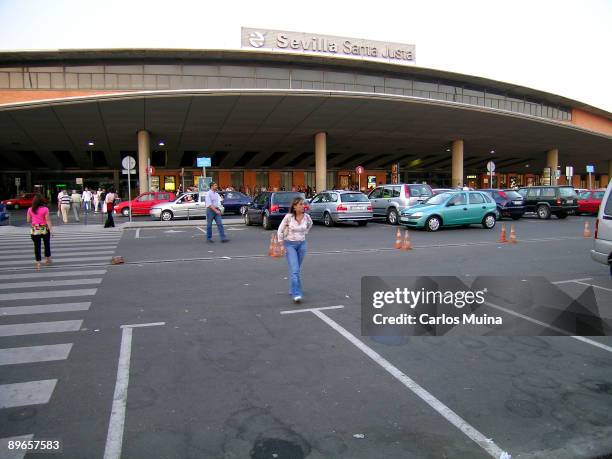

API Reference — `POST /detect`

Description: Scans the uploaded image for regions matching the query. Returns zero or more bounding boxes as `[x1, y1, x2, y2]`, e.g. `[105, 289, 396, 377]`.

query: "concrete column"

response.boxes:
[315, 132, 327, 192]
[137, 130, 150, 194]
[113, 170, 120, 192]
[451, 140, 464, 188]
[546, 148, 558, 185]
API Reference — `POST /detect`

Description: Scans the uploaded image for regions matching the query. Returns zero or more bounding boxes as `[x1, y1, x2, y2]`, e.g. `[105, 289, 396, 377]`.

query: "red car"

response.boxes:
[114, 191, 176, 216]
[577, 189, 606, 215]
[1, 193, 39, 209]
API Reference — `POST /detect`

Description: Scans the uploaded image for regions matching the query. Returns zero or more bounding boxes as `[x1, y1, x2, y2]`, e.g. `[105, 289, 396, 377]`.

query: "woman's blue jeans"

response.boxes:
[284, 240, 307, 297]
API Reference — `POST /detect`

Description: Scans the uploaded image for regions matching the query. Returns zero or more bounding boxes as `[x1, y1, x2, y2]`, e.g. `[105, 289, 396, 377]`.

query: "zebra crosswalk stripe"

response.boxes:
[0, 320, 83, 337]
[0, 435, 34, 459]
[0, 380, 57, 408]
[0, 302, 91, 316]
[0, 344, 73, 365]
[0, 278, 102, 290]
[0, 289, 97, 301]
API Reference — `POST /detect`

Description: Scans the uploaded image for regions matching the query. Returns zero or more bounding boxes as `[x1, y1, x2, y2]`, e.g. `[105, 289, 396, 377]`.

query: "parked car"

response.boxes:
[517, 186, 578, 219]
[244, 191, 306, 230]
[399, 191, 497, 232]
[150, 192, 223, 221]
[480, 188, 525, 220]
[577, 189, 606, 215]
[368, 183, 433, 225]
[0, 202, 8, 225]
[1, 192, 39, 209]
[114, 191, 175, 217]
[591, 182, 612, 275]
[309, 190, 373, 226]
[218, 191, 253, 215]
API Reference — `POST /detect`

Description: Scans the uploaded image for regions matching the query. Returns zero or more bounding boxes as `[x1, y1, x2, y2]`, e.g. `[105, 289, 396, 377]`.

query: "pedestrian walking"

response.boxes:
[27, 194, 53, 270]
[204, 182, 229, 243]
[94, 188, 102, 213]
[104, 187, 116, 228]
[277, 197, 313, 303]
[59, 190, 71, 223]
[82, 187, 93, 213]
[70, 189, 82, 222]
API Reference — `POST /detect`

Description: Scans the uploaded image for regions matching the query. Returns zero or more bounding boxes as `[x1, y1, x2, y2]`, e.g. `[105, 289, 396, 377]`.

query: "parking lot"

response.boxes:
[1, 214, 611, 459]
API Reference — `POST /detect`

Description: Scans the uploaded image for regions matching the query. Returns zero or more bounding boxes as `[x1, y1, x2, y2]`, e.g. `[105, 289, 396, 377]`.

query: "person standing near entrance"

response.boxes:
[204, 182, 229, 243]
[27, 194, 53, 270]
[104, 187, 117, 228]
[59, 190, 71, 223]
[277, 197, 312, 303]
[94, 188, 102, 213]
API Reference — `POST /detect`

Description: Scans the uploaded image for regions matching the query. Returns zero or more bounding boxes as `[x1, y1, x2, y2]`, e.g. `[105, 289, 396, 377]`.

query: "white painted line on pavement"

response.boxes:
[0, 278, 102, 290]
[280, 305, 345, 315]
[0, 270, 106, 280]
[0, 343, 73, 365]
[104, 322, 165, 459]
[552, 278, 593, 284]
[309, 309, 509, 459]
[574, 281, 612, 293]
[0, 434, 34, 459]
[0, 302, 91, 316]
[0, 289, 96, 301]
[0, 251, 115, 261]
[0, 380, 57, 408]
[484, 301, 612, 353]
[0, 320, 83, 337]
[135, 229, 140, 239]
[0, 246, 117, 255]
[196, 227, 206, 234]
[1, 257, 111, 266]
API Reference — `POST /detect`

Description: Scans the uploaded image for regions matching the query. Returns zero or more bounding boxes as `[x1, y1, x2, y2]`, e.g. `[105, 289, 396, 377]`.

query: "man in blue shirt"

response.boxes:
[204, 182, 229, 243]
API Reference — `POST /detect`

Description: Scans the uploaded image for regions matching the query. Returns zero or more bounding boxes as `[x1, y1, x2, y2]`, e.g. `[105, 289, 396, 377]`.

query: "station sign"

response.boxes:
[121, 156, 136, 170]
[355, 165, 364, 174]
[586, 165, 595, 173]
[242, 27, 416, 64]
[565, 166, 573, 177]
[197, 157, 211, 168]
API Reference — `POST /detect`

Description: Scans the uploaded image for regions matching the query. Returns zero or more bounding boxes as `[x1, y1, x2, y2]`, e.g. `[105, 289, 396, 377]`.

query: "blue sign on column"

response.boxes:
[197, 157, 211, 167]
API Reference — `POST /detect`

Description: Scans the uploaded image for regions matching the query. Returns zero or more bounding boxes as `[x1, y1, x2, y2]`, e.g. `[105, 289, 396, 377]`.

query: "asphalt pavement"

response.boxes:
[1, 214, 611, 459]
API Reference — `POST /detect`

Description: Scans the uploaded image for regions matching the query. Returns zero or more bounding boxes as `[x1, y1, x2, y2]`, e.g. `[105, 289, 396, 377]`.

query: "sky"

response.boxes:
[0, 0, 610, 113]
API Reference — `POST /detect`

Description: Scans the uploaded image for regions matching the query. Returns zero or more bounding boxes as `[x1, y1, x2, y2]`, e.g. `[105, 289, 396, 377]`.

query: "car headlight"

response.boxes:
[409, 212, 423, 218]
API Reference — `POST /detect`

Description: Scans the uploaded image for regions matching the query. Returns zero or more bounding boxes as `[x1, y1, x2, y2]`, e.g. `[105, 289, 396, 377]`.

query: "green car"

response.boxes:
[399, 191, 497, 231]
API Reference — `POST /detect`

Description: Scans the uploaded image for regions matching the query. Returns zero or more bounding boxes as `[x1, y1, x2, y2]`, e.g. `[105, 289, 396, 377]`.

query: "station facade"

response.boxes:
[0, 43, 611, 201]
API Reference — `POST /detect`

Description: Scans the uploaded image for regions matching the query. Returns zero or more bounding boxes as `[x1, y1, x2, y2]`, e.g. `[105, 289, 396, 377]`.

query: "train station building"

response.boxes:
[0, 28, 611, 200]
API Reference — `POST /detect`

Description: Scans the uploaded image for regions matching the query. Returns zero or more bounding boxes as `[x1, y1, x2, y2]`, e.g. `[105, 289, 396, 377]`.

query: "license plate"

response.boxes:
[566, 200, 573, 204]
[512, 201, 523, 205]
[352, 206, 366, 211]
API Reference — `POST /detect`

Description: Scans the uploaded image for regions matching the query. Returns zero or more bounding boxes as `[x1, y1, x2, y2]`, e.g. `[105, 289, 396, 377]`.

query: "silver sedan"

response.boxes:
[309, 191, 373, 227]
[150, 192, 224, 221]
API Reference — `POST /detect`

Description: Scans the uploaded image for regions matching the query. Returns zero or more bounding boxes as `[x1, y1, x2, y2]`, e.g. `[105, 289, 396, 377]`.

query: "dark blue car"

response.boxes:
[0, 202, 9, 225]
[219, 191, 253, 215]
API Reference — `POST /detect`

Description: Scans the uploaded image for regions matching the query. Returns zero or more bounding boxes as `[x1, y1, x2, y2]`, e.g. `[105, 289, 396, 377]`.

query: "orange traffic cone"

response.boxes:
[583, 221, 592, 238]
[509, 225, 518, 244]
[498, 224, 508, 243]
[268, 234, 277, 257]
[394, 228, 402, 249]
[401, 230, 412, 250]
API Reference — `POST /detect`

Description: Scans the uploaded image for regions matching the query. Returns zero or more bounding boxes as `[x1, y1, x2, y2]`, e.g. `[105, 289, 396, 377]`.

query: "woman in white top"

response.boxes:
[104, 188, 117, 228]
[277, 197, 313, 303]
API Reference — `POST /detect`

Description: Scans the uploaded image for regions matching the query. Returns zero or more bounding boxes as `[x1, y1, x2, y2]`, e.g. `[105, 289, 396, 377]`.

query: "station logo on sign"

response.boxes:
[248, 31, 265, 48]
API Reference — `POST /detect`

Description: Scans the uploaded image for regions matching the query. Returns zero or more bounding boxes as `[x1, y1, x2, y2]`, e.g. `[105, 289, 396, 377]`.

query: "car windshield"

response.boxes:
[424, 192, 453, 205]
[559, 187, 577, 197]
[579, 191, 591, 199]
[408, 185, 432, 197]
[340, 193, 369, 202]
[272, 192, 305, 204]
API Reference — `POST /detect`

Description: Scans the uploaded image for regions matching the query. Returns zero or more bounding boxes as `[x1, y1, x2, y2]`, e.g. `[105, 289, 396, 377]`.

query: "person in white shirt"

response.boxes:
[103, 188, 117, 228]
[82, 187, 93, 213]
[70, 190, 82, 222]
[277, 197, 313, 303]
[204, 183, 229, 243]
[94, 188, 102, 213]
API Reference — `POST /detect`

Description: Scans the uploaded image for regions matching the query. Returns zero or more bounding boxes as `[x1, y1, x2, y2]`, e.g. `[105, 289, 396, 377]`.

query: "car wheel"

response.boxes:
[121, 208, 130, 217]
[556, 212, 568, 219]
[161, 210, 173, 221]
[426, 216, 441, 232]
[387, 208, 399, 225]
[511, 215, 521, 220]
[357, 221, 368, 227]
[324, 212, 335, 227]
[537, 205, 551, 219]
[263, 213, 272, 230]
[240, 205, 248, 215]
[244, 212, 252, 226]
[482, 213, 496, 229]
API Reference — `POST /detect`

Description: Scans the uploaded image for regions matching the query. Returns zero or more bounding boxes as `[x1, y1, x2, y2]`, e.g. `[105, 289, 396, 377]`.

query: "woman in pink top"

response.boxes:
[26, 194, 53, 269]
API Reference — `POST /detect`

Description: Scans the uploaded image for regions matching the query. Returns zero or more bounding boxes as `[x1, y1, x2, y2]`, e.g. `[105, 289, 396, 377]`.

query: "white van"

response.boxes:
[591, 181, 612, 275]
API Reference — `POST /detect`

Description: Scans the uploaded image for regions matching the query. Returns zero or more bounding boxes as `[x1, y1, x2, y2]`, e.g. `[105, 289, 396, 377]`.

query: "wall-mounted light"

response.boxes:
[446, 148, 450, 152]
[158, 141, 165, 147]
[490, 150, 495, 154]
[87, 141, 95, 146]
